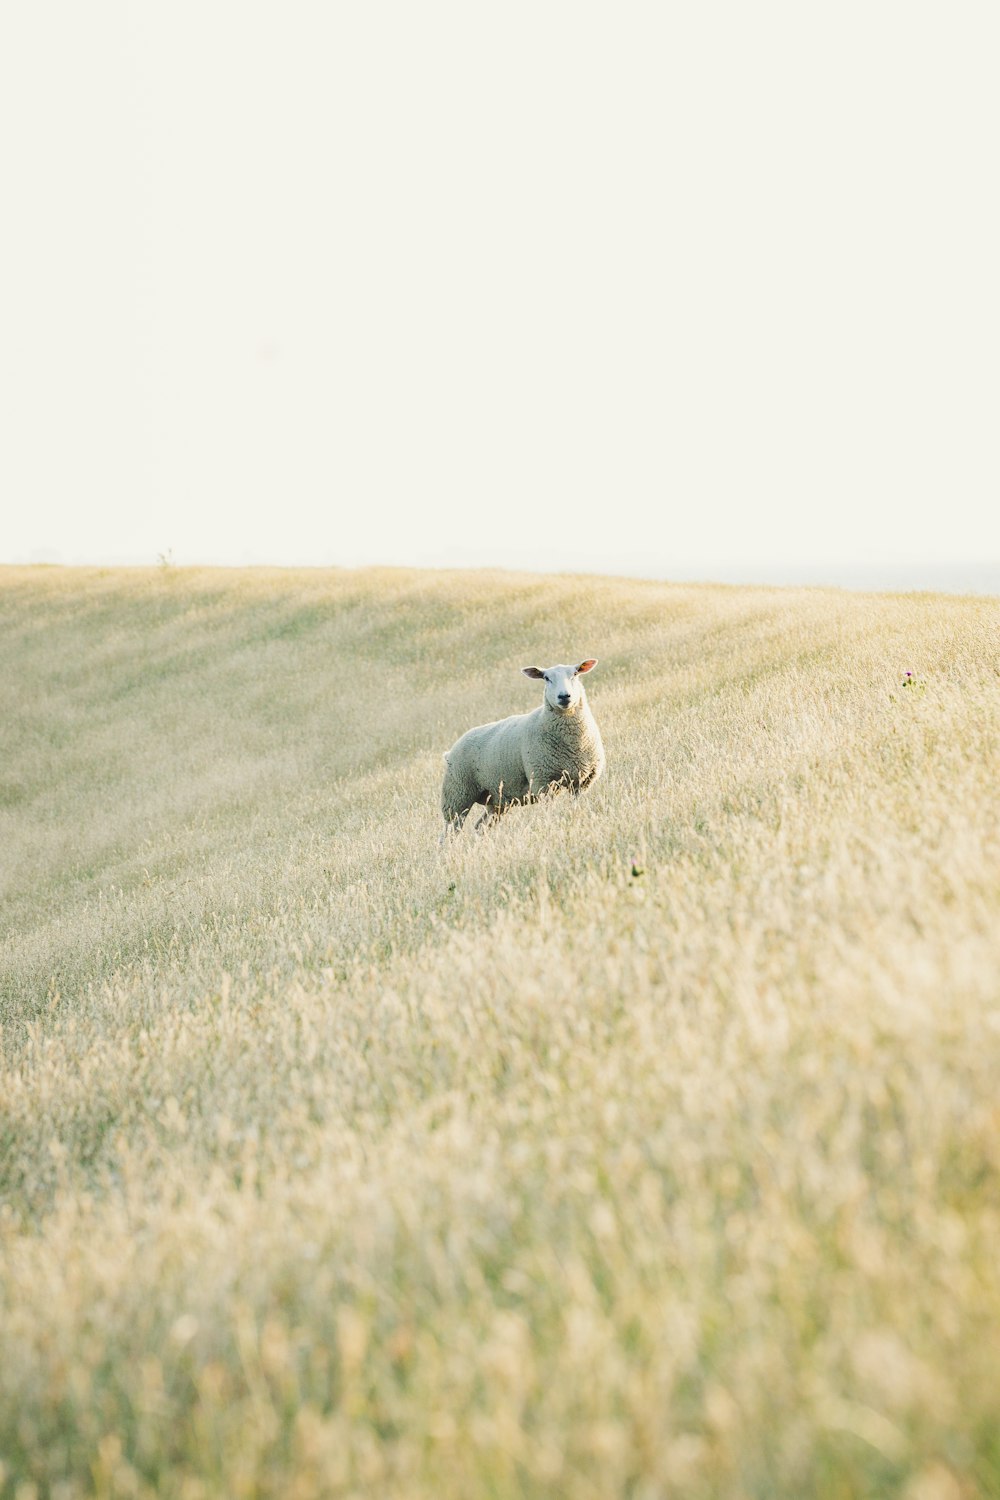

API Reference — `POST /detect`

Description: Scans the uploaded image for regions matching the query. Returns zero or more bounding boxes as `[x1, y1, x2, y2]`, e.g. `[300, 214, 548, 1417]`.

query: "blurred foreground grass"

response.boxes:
[1, 565, 999, 1499]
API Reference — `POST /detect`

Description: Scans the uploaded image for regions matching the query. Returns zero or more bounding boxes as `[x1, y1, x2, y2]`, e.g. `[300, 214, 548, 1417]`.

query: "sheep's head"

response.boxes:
[522, 659, 598, 714]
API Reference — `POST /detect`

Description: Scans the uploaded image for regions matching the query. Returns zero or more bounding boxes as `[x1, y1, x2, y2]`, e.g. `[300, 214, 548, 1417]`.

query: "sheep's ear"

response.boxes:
[522, 667, 545, 679]
[576, 659, 598, 674]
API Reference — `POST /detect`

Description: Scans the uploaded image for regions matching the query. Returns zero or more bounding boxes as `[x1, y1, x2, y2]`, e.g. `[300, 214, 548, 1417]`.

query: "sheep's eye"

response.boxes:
[543, 674, 549, 682]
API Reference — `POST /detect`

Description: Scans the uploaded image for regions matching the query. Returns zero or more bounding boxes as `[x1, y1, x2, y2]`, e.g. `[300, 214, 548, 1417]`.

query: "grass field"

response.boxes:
[1, 564, 999, 1500]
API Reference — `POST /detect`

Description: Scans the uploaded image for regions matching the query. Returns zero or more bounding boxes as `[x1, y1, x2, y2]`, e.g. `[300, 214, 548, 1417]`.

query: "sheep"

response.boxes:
[441, 659, 605, 836]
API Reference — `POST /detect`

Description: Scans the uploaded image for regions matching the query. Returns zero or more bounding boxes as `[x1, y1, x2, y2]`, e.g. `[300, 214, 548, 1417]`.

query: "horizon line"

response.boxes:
[2, 555, 999, 598]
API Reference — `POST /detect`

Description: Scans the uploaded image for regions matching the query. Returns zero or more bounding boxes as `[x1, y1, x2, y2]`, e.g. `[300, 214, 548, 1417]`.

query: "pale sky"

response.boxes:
[2, 4, 998, 582]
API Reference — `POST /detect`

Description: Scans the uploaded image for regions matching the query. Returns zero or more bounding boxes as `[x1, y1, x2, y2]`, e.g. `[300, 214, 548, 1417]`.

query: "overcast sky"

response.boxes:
[2, 4, 998, 584]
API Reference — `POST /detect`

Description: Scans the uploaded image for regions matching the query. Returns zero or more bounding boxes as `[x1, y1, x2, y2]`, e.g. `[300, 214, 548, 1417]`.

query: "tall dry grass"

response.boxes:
[1, 565, 998, 1499]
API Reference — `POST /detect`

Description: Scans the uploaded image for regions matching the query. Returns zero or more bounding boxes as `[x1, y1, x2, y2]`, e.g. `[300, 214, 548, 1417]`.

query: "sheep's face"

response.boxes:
[522, 659, 598, 714]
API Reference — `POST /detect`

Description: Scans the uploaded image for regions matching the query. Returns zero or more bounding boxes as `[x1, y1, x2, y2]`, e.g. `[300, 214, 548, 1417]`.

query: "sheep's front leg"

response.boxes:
[441, 805, 472, 844]
[475, 804, 505, 834]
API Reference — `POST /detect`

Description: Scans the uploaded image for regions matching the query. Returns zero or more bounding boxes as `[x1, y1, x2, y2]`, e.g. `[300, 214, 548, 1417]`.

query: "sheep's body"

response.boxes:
[441, 660, 605, 834]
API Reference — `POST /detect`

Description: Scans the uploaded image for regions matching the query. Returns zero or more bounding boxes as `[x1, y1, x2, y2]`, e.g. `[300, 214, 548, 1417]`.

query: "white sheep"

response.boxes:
[441, 659, 605, 835]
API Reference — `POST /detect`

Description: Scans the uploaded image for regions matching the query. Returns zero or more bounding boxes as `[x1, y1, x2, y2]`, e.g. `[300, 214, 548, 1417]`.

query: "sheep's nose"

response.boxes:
[558, 693, 571, 706]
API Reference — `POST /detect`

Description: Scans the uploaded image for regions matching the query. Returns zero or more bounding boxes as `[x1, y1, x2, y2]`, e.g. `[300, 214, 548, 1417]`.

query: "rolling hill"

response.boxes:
[2, 565, 998, 1499]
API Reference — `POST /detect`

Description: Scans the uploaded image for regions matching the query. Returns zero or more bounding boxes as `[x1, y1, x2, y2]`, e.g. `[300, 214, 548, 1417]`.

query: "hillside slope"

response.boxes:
[2, 566, 999, 1499]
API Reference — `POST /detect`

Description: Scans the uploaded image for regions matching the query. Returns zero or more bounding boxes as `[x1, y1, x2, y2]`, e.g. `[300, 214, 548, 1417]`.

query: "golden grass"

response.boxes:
[1, 564, 998, 1499]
